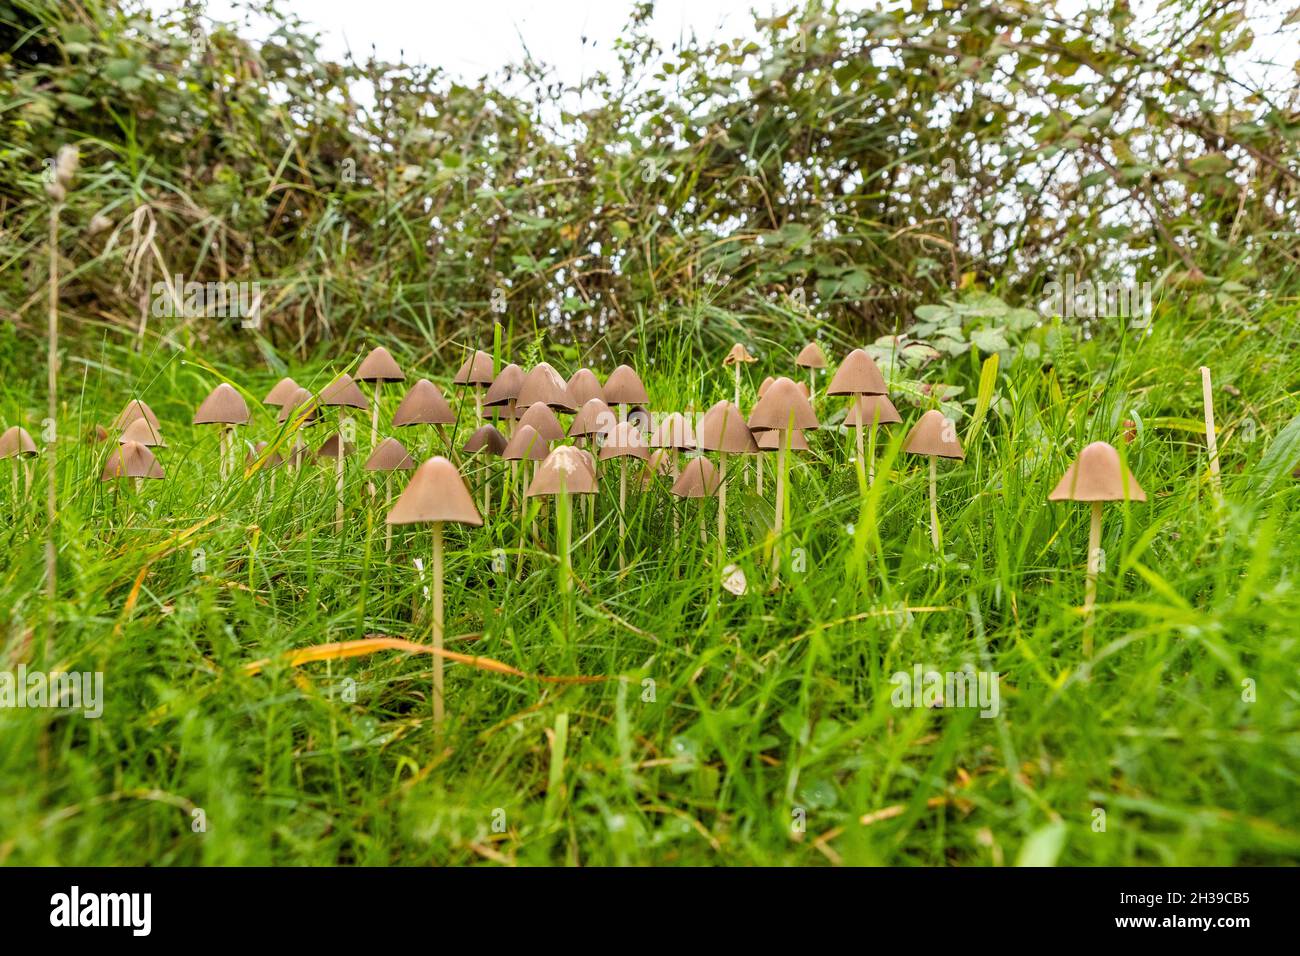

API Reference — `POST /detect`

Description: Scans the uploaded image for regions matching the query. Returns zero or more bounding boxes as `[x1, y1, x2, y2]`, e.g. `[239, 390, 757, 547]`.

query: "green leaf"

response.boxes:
[1016, 822, 1067, 867]
[1254, 410, 1300, 490]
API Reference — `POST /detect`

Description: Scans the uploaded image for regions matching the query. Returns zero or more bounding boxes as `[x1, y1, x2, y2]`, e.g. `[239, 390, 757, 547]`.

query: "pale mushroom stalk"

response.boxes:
[855, 419, 867, 489]
[717, 453, 728, 554]
[385, 475, 393, 552]
[1200, 366, 1221, 506]
[618, 457, 627, 571]
[431, 520, 446, 727]
[756, 452, 763, 496]
[1084, 500, 1103, 657]
[928, 456, 940, 550]
[370, 382, 382, 452]
[46, 192, 60, 639]
[772, 437, 788, 579]
[557, 471, 572, 598]
[335, 410, 346, 529]
[732, 365, 741, 407]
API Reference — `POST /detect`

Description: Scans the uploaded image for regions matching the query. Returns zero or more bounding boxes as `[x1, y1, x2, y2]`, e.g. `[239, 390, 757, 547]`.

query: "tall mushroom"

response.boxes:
[393, 378, 456, 455]
[566, 367, 605, 409]
[671, 456, 721, 544]
[366, 436, 417, 551]
[386, 456, 483, 730]
[193, 382, 250, 481]
[0, 425, 38, 499]
[598, 420, 650, 570]
[698, 400, 758, 555]
[845, 393, 902, 484]
[483, 362, 525, 433]
[263, 377, 301, 408]
[356, 346, 405, 451]
[119, 417, 165, 448]
[1048, 441, 1146, 657]
[723, 343, 757, 406]
[827, 349, 889, 487]
[795, 342, 828, 402]
[569, 397, 615, 531]
[453, 348, 495, 431]
[604, 364, 649, 425]
[749, 377, 819, 577]
[502, 423, 550, 522]
[101, 440, 164, 496]
[516, 362, 576, 416]
[527, 445, 598, 599]
[517, 402, 567, 442]
[319, 374, 370, 529]
[903, 409, 964, 551]
[462, 424, 508, 515]
[112, 399, 161, 433]
[276, 387, 320, 472]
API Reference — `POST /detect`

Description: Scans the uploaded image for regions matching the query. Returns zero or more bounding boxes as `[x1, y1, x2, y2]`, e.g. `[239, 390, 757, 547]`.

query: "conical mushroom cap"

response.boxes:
[463, 424, 508, 456]
[796, 342, 828, 368]
[0, 426, 38, 458]
[723, 343, 757, 366]
[277, 387, 320, 425]
[903, 409, 964, 459]
[1049, 441, 1146, 502]
[598, 421, 650, 461]
[246, 440, 283, 469]
[749, 377, 819, 431]
[516, 363, 575, 412]
[319, 373, 370, 410]
[356, 346, 405, 382]
[526, 445, 599, 496]
[757, 376, 775, 399]
[193, 383, 251, 425]
[650, 411, 697, 449]
[641, 448, 674, 487]
[827, 349, 887, 396]
[315, 434, 355, 460]
[366, 437, 417, 472]
[112, 399, 160, 431]
[845, 393, 902, 427]
[699, 400, 759, 453]
[483, 363, 525, 407]
[566, 368, 605, 407]
[454, 349, 495, 386]
[263, 377, 301, 406]
[604, 364, 649, 405]
[671, 456, 721, 497]
[101, 441, 164, 480]
[501, 424, 549, 461]
[387, 456, 483, 526]
[393, 379, 455, 426]
[119, 417, 166, 447]
[569, 398, 615, 438]
[517, 402, 566, 441]
[756, 428, 810, 451]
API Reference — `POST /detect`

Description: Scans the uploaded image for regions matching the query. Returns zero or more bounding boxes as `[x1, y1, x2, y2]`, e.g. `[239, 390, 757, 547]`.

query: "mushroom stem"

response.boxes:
[558, 482, 572, 599]
[1084, 500, 1103, 657]
[431, 520, 445, 730]
[808, 369, 815, 403]
[46, 201, 59, 647]
[618, 457, 627, 571]
[868, 419, 878, 485]
[335, 411, 346, 530]
[368, 381, 381, 497]
[855, 420, 866, 489]
[384, 474, 393, 552]
[773, 437, 788, 579]
[1200, 366, 1221, 505]
[928, 456, 940, 551]
[717, 453, 728, 555]
[733, 364, 741, 407]
[756, 452, 764, 496]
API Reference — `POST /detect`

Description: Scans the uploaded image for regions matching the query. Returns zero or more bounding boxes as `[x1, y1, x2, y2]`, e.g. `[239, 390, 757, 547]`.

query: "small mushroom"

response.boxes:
[101, 441, 164, 490]
[722, 343, 758, 405]
[502, 424, 550, 524]
[112, 399, 161, 432]
[598, 421, 650, 570]
[315, 434, 356, 460]
[828, 349, 889, 487]
[749, 378, 819, 578]
[366, 436, 417, 549]
[904, 409, 964, 551]
[263, 378, 301, 407]
[193, 383, 250, 481]
[566, 368, 605, 408]
[516, 363, 576, 413]
[387, 456, 483, 730]
[671, 456, 721, 544]
[569, 397, 615, 443]
[699, 400, 758, 554]
[453, 348, 495, 432]
[649, 411, 697, 477]
[356, 346, 406, 451]
[462, 424, 508, 516]
[517, 401, 567, 442]
[119, 417, 166, 447]
[319, 374, 370, 528]
[1049, 441, 1146, 657]
[526, 445, 598, 598]
[277, 387, 320, 472]
[483, 363, 526, 426]
[846, 394, 902, 484]
[393, 379, 456, 464]
[0, 425, 38, 498]
[795, 342, 828, 400]
[603, 364, 649, 419]
[246, 440, 283, 507]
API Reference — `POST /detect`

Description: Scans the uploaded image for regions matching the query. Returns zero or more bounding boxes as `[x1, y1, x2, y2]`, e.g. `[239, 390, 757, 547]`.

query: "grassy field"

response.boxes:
[1, 304, 1299, 867]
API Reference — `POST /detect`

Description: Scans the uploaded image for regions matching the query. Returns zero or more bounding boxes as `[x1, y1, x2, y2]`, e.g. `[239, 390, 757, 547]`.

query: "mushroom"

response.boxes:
[462, 424, 508, 515]
[603, 364, 649, 422]
[366, 436, 417, 550]
[246, 440, 284, 507]
[569, 397, 616, 530]
[516, 362, 576, 414]
[749, 377, 819, 577]
[319, 374, 370, 529]
[795, 342, 829, 402]
[1049, 441, 1146, 657]
[501, 423, 550, 525]
[356, 346, 405, 451]
[392, 378, 456, 454]
[566, 368, 605, 409]
[386, 456, 483, 729]
[671, 456, 721, 544]
[263, 377, 300, 407]
[845, 393, 902, 484]
[193, 383, 251, 481]
[1199, 366, 1222, 505]
[0, 425, 38, 497]
[649, 411, 697, 478]
[698, 400, 758, 554]
[517, 401, 567, 442]
[101, 440, 164, 494]
[483, 362, 525, 430]
[598, 420, 650, 570]
[828, 349, 890, 486]
[453, 348, 495, 431]
[722, 343, 758, 406]
[527, 445, 598, 597]
[112, 399, 161, 432]
[903, 409, 964, 551]
[276, 387, 320, 472]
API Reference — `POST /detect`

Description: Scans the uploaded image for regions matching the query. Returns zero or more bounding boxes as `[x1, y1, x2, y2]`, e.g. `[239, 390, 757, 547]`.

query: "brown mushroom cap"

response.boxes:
[903, 409, 964, 460]
[193, 382, 251, 426]
[319, 373, 371, 410]
[641, 448, 674, 487]
[845, 393, 902, 427]
[393, 379, 455, 426]
[671, 456, 721, 497]
[112, 399, 160, 431]
[699, 401, 759, 453]
[119, 417, 166, 447]
[757, 376, 775, 399]
[263, 377, 301, 406]
[101, 441, 164, 480]
[517, 401, 567, 441]
[569, 398, 616, 438]
[1049, 441, 1146, 502]
[315, 434, 356, 460]
[387, 456, 483, 526]
[566, 368, 605, 407]
[604, 364, 649, 405]
[246, 440, 284, 469]
[365, 436, 417, 471]
[749, 377, 819, 431]
[463, 424, 508, 456]
[501, 424, 550, 461]
[722, 343, 757, 366]
[598, 421, 650, 461]
[649, 411, 697, 449]
[356, 346, 405, 383]
[516, 362, 575, 412]
[526, 445, 599, 496]
[827, 349, 888, 396]
[483, 363, 525, 407]
[0, 426, 38, 459]
[795, 342, 829, 369]
[756, 428, 810, 451]
[454, 349, 495, 387]
[277, 387, 321, 425]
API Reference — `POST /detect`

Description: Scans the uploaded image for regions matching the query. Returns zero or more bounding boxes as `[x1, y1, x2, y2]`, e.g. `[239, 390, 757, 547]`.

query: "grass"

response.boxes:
[1, 306, 1298, 867]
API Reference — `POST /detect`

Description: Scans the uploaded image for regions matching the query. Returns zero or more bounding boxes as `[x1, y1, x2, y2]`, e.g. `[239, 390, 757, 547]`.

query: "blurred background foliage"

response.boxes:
[0, 0, 1297, 373]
